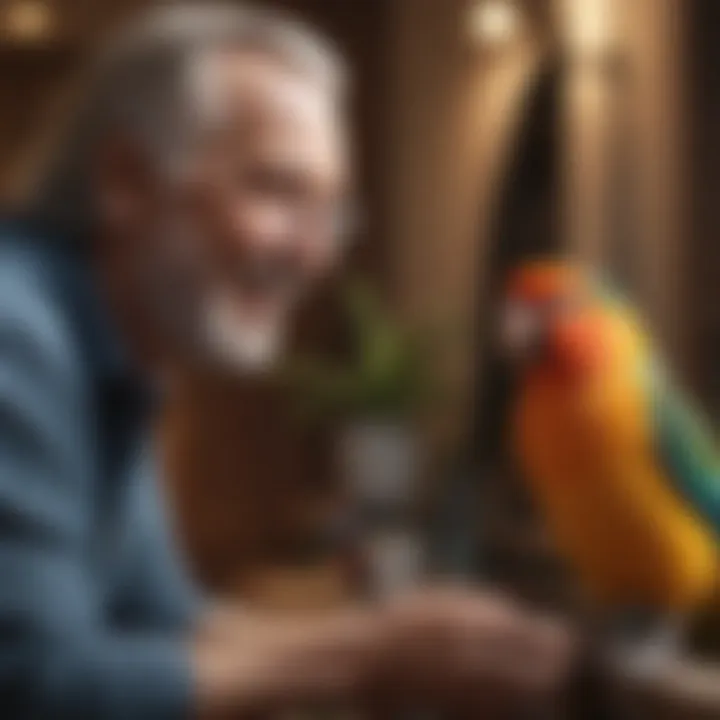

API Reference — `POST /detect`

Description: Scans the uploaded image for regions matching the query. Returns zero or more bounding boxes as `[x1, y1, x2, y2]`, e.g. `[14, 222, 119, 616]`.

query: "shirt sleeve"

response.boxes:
[117, 444, 205, 633]
[0, 243, 195, 720]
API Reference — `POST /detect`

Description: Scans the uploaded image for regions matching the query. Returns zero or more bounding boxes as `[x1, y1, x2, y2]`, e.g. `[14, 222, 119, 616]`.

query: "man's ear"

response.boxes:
[93, 133, 159, 235]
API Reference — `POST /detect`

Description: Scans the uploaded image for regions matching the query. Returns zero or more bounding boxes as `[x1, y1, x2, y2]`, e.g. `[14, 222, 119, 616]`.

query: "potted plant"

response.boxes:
[282, 280, 435, 596]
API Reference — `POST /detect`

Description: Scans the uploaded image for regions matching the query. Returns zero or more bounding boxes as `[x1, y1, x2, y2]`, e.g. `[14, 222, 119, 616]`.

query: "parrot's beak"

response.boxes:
[500, 300, 544, 363]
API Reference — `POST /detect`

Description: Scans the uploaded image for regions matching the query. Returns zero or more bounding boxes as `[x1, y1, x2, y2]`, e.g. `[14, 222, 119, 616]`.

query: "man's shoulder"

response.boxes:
[0, 219, 88, 376]
[0, 217, 76, 283]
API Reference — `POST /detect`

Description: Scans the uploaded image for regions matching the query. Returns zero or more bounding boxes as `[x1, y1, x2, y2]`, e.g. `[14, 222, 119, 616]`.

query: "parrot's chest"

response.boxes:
[515, 376, 717, 609]
[517, 375, 645, 490]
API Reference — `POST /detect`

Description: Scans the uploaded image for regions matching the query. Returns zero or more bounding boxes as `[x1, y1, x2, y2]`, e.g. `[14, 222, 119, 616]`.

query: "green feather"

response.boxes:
[591, 276, 720, 534]
[651, 370, 720, 534]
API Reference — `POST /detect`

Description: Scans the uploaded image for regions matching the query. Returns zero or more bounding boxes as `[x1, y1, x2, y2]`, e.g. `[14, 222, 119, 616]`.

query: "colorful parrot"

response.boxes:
[501, 259, 720, 659]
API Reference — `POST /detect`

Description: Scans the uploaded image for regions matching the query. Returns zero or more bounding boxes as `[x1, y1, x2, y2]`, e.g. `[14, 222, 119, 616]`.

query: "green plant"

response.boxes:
[282, 280, 433, 423]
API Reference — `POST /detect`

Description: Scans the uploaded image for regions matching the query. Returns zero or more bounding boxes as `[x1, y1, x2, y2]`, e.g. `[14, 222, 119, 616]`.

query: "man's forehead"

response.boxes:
[197, 48, 338, 129]
[198, 48, 348, 176]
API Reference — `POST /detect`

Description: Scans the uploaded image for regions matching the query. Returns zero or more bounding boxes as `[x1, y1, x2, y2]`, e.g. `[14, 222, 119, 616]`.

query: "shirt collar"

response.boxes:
[25, 213, 157, 405]
[74, 255, 162, 419]
[72, 253, 136, 383]
[16, 213, 161, 416]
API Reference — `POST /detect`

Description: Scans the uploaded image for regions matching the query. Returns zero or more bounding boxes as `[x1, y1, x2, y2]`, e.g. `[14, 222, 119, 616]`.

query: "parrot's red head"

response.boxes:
[501, 260, 608, 379]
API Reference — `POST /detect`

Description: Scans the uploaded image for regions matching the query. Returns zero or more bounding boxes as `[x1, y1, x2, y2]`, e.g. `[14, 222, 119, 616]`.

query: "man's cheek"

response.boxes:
[301, 240, 339, 279]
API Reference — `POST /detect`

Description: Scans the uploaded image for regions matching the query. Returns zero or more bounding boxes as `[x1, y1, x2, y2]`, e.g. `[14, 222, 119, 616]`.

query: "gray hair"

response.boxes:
[32, 2, 346, 234]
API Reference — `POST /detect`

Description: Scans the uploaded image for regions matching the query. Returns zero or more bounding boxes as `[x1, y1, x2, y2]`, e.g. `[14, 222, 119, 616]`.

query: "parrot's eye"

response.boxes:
[500, 300, 541, 358]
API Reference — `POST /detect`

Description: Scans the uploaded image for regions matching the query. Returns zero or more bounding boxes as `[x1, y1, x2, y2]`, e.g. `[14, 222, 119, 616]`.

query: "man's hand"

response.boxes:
[192, 588, 577, 718]
[375, 588, 577, 714]
[194, 605, 381, 718]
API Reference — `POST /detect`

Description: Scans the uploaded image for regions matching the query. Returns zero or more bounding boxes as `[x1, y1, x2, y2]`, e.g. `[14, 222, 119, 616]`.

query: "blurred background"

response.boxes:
[0, 0, 717, 634]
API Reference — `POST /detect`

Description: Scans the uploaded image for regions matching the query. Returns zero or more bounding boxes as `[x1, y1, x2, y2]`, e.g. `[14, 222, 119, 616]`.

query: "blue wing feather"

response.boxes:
[650, 366, 720, 536]
[593, 274, 720, 535]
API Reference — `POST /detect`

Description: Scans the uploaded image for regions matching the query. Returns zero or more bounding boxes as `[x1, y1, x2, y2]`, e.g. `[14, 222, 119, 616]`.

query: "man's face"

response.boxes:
[113, 51, 350, 371]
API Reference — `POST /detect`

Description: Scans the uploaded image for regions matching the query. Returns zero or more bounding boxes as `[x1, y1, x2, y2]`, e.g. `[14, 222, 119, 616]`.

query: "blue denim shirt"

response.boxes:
[0, 220, 200, 719]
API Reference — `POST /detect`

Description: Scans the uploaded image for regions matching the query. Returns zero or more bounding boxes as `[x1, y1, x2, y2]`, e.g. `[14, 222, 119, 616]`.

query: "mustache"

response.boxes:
[226, 256, 305, 299]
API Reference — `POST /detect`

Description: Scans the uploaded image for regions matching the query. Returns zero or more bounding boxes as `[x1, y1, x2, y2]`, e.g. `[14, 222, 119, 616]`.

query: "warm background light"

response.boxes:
[1, 0, 54, 43]
[468, 0, 522, 47]
[557, 0, 616, 59]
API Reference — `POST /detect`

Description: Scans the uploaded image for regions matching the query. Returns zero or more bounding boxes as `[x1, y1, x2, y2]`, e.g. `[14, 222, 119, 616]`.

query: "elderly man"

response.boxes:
[0, 3, 578, 719]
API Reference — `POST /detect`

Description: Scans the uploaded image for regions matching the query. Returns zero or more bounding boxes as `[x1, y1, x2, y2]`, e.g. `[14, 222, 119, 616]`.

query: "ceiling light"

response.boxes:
[2, 0, 54, 44]
[469, 0, 522, 47]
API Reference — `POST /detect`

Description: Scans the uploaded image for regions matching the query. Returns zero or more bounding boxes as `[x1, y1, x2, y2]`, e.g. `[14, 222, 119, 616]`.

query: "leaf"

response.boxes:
[281, 278, 440, 423]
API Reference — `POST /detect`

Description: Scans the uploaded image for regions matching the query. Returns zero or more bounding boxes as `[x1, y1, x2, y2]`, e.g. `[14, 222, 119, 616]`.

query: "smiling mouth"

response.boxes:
[232, 261, 301, 307]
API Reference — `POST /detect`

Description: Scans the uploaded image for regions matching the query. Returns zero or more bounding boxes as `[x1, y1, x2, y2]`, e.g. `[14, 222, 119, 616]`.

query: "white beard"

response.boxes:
[200, 291, 286, 373]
